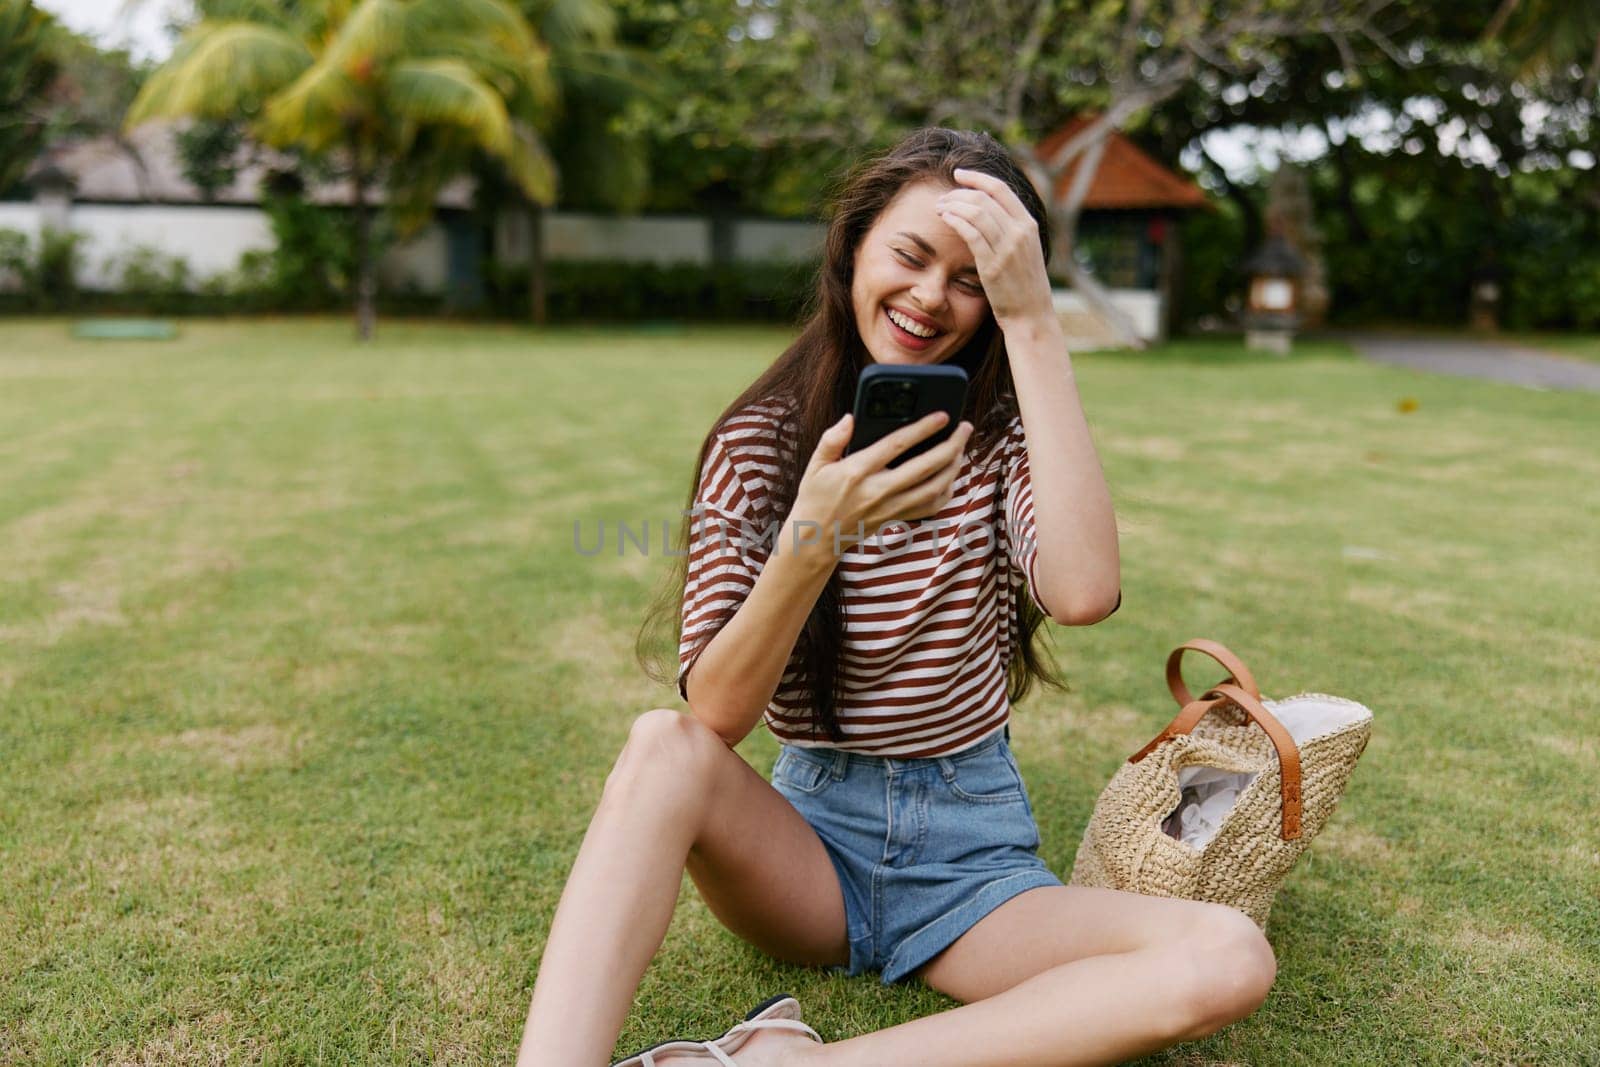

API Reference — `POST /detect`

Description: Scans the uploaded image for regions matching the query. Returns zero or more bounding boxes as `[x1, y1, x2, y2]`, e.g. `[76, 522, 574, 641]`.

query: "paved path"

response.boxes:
[1338, 333, 1600, 393]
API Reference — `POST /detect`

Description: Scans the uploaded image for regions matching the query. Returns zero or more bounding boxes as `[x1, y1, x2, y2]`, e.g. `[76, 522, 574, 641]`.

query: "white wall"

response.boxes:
[0, 202, 275, 289]
[0, 201, 446, 293]
[70, 204, 274, 288]
[735, 219, 825, 263]
[495, 210, 825, 267]
[544, 212, 709, 265]
[378, 222, 448, 292]
[0, 202, 41, 241]
[0, 201, 824, 294]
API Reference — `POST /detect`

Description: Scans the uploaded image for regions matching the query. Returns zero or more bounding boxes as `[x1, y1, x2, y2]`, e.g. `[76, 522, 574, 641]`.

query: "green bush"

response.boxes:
[258, 194, 358, 311]
[1499, 210, 1600, 331]
[0, 227, 28, 288]
[34, 228, 83, 310]
[114, 245, 190, 293]
[1175, 204, 1248, 329]
[108, 244, 194, 313]
[0, 225, 84, 311]
[195, 248, 275, 312]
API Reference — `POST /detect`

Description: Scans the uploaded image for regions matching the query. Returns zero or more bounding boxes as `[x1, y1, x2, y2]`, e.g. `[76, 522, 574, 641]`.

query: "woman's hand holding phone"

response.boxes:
[786, 410, 972, 560]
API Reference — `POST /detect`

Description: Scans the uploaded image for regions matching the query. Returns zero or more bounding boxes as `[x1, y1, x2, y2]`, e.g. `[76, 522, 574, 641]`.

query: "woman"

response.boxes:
[517, 128, 1276, 1067]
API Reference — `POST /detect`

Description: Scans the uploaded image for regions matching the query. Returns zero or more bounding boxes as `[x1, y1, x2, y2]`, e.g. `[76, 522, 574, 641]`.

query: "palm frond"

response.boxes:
[411, 0, 537, 57]
[426, 34, 556, 118]
[385, 126, 478, 233]
[539, 0, 616, 49]
[506, 119, 559, 204]
[192, 0, 299, 33]
[295, 0, 351, 42]
[318, 0, 409, 71]
[410, 0, 556, 110]
[387, 57, 515, 156]
[260, 58, 358, 150]
[125, 20, 312, 129]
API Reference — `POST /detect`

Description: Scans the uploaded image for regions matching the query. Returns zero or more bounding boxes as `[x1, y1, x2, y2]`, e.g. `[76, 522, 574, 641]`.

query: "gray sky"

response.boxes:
[36, 0, 188, 61]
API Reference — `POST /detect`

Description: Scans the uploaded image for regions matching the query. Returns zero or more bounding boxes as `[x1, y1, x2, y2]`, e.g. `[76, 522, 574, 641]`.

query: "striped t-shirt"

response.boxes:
[677, 400, 1054, 758]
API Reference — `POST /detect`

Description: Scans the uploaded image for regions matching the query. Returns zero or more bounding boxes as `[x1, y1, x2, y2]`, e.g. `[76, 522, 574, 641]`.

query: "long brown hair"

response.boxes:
[638, 127, 1065, 742]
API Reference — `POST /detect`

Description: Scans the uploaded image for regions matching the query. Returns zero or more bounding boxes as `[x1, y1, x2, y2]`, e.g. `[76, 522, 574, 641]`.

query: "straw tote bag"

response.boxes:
[1068, 639, 1374, 928]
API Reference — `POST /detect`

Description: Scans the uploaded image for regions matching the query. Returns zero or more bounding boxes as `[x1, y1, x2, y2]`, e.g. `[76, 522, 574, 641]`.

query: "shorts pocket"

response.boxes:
[772, 748, 833, 795]
[945, 747, 1026, 804]
[931, 744, 1043, 856]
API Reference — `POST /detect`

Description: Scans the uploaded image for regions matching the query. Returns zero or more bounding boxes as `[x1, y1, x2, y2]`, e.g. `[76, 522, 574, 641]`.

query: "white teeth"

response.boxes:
[887, 308, 937, 338]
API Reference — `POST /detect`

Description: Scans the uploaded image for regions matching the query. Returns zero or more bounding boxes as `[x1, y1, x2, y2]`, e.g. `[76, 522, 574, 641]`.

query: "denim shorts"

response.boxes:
[770, 724, 1063, 986]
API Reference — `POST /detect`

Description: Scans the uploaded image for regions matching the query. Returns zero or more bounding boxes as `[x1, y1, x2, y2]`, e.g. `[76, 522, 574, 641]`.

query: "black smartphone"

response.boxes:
[845, 363, 969, 469]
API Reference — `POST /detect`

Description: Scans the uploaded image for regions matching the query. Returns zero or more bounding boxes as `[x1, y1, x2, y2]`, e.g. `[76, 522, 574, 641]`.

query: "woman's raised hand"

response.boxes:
[936, 168, 1054, 330]
[789, 411, 973, 554]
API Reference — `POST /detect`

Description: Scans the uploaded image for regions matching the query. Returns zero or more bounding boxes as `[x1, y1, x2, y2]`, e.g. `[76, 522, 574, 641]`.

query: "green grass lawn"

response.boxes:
[1, 318, 1596, 1065]
[1516, 333, 1600, 364]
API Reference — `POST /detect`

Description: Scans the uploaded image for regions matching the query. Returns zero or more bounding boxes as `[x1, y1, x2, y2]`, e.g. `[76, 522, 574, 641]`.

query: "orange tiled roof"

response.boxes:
[1035, 116, 1209, 211]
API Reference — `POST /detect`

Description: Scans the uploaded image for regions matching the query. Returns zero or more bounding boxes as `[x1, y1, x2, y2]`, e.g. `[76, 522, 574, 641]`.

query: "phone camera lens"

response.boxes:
[864, 380, 919, 420]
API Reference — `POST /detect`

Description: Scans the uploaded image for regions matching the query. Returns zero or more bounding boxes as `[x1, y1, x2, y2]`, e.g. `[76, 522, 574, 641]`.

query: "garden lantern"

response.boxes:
[1469, 262, 1502, 332]
[1241, 231, 1305, 355]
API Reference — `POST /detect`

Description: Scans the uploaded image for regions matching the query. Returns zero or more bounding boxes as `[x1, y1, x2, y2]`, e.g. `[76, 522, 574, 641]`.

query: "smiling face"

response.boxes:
[850, 180, 991, 365]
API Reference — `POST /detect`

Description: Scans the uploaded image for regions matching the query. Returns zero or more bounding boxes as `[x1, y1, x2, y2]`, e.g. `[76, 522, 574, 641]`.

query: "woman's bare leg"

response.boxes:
[516, 708, 850, 1067]
[778, 886, 1276, 1067]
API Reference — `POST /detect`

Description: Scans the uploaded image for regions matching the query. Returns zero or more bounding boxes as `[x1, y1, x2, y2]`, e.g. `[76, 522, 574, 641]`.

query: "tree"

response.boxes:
[636, 0, 1405, 348]
[1, 2, 149, 200]
[125, 0, 559, 339]
[174, 119, 246, 201]
[513, 0, 651, 323]
[1141, 0, 1599, 328]
[0, 0, 61, 196]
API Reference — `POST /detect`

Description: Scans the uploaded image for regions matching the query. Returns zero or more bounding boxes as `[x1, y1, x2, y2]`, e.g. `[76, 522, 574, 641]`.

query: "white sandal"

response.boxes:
[608, 993, 823, 1067]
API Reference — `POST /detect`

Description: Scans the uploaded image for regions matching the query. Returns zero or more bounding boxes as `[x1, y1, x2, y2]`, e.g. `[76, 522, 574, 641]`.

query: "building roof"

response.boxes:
[1035, 116, 1209, 212]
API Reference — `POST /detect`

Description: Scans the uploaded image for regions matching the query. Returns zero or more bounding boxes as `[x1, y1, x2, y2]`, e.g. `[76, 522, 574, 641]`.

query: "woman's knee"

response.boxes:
[1172, 904, 1277, 1039]
[604, 707, 727, 797]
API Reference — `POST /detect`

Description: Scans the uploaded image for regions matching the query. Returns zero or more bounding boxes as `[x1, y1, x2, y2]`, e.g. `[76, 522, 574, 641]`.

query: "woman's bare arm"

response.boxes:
[682, 520, 837, 746]
[936, 169, 1120, 624]
[683, 412, 971, 745]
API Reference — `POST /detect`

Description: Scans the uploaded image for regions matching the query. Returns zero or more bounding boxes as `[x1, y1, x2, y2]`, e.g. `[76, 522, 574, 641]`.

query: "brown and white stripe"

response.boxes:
[678, 400, 1050, 758]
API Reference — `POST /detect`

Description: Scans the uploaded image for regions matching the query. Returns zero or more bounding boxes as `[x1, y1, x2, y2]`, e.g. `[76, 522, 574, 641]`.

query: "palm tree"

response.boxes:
[514, 0, 652, 323]
[125, 0, 559, 339]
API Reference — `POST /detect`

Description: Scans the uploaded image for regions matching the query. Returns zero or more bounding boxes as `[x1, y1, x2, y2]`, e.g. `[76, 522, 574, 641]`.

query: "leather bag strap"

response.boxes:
[1202, 682, 1303, 840]
[1130, 647, 1303, 840]
[1128, 693, 1227, 765]
[1166, 638, 1260, 706]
